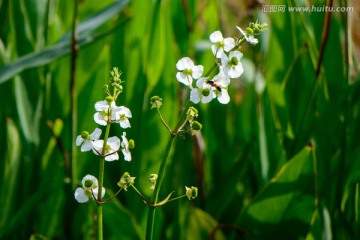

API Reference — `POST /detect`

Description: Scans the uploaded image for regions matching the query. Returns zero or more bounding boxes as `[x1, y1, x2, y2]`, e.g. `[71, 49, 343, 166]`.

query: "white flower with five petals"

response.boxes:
[75, 128, 102, 152]
[92, 136, 121, 161]
[176, 57, 204, 87]
[210, 31, 235, 58]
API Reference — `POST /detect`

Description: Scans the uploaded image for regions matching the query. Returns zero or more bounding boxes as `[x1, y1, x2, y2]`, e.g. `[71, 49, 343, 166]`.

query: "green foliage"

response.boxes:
[0, 0, 359, 239]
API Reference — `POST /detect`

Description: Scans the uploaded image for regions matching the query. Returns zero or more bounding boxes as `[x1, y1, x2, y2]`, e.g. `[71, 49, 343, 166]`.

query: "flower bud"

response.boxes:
[103, 84, 109, 92]
[185, 186, 198, 200]
[149, 174, 158, 190]
[150, 96, 163, 109]
[128, 139, 135, 149]
[112, 83, 123, 92]
[105, 96, 114, 104]
[246, 27, 254, 35]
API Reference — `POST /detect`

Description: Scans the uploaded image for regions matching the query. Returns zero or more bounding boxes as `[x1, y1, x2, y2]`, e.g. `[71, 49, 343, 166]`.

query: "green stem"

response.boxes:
[97, 122, 111, 240]
[145, 101, 192, 240]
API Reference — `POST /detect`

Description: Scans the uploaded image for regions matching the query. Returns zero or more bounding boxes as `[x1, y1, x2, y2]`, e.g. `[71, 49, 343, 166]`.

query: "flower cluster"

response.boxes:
[74, 68, 135, 203]
[176, 22, 266, 105]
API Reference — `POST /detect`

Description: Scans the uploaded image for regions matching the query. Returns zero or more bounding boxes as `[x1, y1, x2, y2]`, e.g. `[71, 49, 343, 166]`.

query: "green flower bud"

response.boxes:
[150, 96, 163, 109]
[105, 96, 114, 104]
[246, 27, 254, 35]
[103, 84, 109, 92]
[81, 131, 89, 139]
[112, 83, 123, 92]
[128, 139, 135, 149]
[185, 186, 198, 200]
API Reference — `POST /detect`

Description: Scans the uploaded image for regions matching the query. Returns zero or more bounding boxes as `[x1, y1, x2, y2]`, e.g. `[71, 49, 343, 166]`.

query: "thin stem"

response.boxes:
[131, 185, 151, 205]
[70, 0, 79, 188]
[165, 194, 187, 203]
[146, 99, 194, 239]
[97, 122, 111, 240]
[156, 108, 174, 134]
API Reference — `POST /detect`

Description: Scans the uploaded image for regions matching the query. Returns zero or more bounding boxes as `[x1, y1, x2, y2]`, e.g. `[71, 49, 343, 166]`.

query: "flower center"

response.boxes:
[230, 57, 238, 66]
[202, 88, 210, 97]
[104, 144, 111, 153]
[84, 179, 93, 188]
[183, 69, 193, 76]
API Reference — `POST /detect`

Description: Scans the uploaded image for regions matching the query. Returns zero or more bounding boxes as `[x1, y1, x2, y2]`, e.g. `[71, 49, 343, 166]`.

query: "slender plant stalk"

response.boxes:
[70, 0, 79, 187]
[145, 101, 192, 240]
[97, 122, 111, 240]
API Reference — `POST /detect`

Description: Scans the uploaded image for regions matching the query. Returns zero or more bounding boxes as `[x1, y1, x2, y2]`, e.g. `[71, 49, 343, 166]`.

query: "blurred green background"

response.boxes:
[1, 0, 359, 239]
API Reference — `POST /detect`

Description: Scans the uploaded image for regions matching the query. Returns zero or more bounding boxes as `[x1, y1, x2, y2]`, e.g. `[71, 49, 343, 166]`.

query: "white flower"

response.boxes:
[176, 57, 204, 86]
[93, 100, 119, 126]
[210, 31, 235, 58]
[190, 77, 215, 104]
[74, 175, 105, 203]
[75, 128, 102, 152]
[236, 26, 258, 45]
[121, 132, 131, 161]
[92, 136, 121, 161]
[221, 51, 244, 78]
[116, 106, 132, 128]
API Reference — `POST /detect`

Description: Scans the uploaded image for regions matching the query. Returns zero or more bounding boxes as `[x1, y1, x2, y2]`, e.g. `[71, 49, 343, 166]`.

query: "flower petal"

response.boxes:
[223, 38, 235, 52]
[209, 30, 223, 42]
[94, 113, 107, 126]
[217, 89, 230, 104]
[94, 100, 109, 111]
[176, 72, 192, 86]
[122, 149, 132, 161]
[74, 188, 89, 203]
[90, 128, 102, 140]
[119, 119, 131, 129]
[76, 135, 83, 146]
[82, 174, 98, 187]
[108, 136, 121, 151]
[190, 89, 201, 104]
[176, 57, 193, 71]
[93, 187, 105, 200]
[118, 106, 132, 118]
[105, 152, 119, 161]
[192, 65, 204, 79]
[81, 140, 93, 152]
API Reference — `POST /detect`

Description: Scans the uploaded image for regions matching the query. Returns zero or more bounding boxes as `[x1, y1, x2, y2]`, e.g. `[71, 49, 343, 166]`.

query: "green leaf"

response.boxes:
[237, 147, 316, 239]
[0, 118, 21, 228]
[0, 0, 129, 84]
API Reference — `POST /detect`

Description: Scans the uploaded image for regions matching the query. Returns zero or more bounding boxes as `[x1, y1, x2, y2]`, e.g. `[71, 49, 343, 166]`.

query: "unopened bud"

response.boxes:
[128, 139, 135, 149]
[150, 96, 163, 109]
[246, 27, 254, 35]
[185, 186, 198, 200]
[105, 96, 114, 104]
